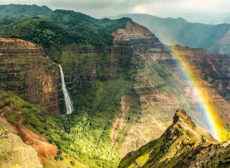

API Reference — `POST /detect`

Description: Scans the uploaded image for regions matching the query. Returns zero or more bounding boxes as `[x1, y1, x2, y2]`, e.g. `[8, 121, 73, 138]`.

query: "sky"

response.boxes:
[1, 0, 230, 18]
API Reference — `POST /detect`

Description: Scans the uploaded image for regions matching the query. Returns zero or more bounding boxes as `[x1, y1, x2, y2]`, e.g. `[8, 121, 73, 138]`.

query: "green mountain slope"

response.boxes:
[0, 4, 52, 28]
[0, 8, 132, 50]
[0, 4, 141, 149]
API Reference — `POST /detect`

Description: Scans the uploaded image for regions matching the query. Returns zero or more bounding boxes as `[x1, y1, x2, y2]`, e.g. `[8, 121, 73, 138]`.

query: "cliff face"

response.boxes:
[167, 45, 230, 124]
[110, 22, 171, 155]
[118, 109, 230, 168]
[110, 22, 230, 156]
[0, 37, 60, 114]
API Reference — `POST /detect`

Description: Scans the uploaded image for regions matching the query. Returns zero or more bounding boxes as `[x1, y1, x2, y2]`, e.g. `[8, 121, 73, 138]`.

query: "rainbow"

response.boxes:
[168, 47, 227, 142]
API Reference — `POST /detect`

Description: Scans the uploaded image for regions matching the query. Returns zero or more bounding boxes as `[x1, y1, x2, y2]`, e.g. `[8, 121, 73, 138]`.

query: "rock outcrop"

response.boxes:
[0, 117, 43, 168]
[0, 37, 60, 114]
[118, 109, 230, 168]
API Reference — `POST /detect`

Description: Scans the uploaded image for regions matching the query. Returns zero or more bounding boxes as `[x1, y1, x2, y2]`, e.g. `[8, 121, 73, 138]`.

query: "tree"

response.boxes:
[200, 135, 206, 147]
[70, 160, 75, 166]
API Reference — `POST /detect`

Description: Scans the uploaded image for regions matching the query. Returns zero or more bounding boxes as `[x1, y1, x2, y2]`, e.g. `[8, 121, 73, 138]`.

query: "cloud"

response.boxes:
[0, 0, 229, 18]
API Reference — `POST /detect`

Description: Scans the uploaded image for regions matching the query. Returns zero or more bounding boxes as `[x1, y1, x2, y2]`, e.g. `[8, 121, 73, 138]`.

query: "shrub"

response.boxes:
[54, 156, 60, 161]
[9, 114, 18, 125]
[59, 156, 64, 161]
[70, 160, 75, 166]
[57, 150, 62, 156]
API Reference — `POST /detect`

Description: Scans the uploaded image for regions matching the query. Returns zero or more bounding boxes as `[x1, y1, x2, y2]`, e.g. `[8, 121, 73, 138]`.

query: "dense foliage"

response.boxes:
[0, 7, 133, 50]
[0, 4, 51, 28]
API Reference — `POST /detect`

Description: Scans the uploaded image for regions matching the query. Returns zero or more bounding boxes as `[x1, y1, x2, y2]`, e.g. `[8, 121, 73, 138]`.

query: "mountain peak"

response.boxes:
[173, 108, 196, 129]
[119, 109, 223, 168]
[168, 108, 217, 145]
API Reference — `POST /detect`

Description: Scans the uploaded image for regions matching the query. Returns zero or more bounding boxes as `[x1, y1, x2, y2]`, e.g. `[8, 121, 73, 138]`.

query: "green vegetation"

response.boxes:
[0, 90, 121, 167]
[210, 152, 230, 168]
[0, 6, 133, 52]
[0, 4, 52, 29]
[119, 136, 166, 168]
[9, 114, 18, 125]
[64, 44, 142, 149]
[200, 135, 206, 147]
[70, 160, 75, 166]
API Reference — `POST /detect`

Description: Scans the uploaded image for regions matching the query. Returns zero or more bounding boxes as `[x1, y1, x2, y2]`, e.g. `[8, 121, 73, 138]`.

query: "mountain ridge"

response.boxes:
[110, 13, 230, 56]
[118, 109, 230, 168]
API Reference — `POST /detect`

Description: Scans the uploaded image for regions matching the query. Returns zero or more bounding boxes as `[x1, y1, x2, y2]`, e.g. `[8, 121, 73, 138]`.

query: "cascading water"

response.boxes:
[59, 65, 74, 114]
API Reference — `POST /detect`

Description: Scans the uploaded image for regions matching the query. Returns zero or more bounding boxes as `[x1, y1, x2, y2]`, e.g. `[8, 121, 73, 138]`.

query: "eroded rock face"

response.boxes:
[118, 109, 229, 168]
[16, 123, 58, 165]
[0, 37, 60, 114]
[0, 118, 43, 168]
[110, 22, 230, 156]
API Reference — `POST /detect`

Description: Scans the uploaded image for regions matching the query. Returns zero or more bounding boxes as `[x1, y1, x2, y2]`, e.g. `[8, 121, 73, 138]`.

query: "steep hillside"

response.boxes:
[0, 37, 60, 114]
[2, 13, 230, 158]
[111, 14, 230, 56]
[118, 109, 230, 168]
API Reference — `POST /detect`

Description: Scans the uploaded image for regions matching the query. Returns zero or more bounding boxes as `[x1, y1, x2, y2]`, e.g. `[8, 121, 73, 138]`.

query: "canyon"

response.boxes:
[0, 5, 230, 168]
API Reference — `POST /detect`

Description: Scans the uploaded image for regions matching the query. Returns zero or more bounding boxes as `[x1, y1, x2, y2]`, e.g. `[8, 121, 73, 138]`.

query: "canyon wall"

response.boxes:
[0, 38, 60, 114]
[110, 22, 230, 156]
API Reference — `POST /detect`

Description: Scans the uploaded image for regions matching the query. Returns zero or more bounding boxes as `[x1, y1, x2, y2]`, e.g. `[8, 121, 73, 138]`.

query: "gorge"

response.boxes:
[0, 4, 230, 168]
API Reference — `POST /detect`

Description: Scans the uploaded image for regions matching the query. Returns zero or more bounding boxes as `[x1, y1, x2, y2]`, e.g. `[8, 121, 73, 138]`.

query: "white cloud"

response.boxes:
[0, 0, 229, 18]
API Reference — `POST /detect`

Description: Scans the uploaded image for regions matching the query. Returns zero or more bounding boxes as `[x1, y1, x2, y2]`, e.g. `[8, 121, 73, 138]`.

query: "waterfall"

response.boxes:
[59, 65, 74, 114]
